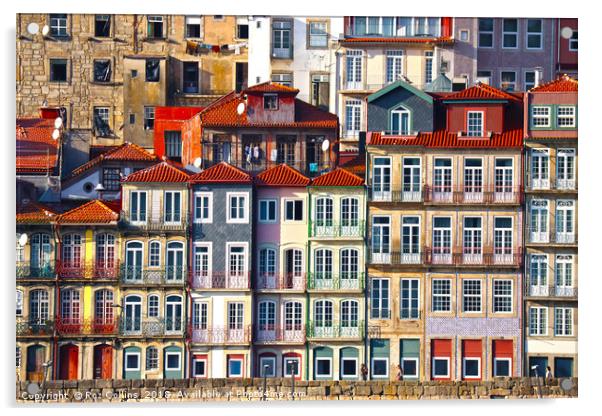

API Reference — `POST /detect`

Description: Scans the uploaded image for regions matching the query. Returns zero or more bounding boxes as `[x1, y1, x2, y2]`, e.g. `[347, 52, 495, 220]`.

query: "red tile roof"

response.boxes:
[311, 168, 364, 187]
[189, 162, 252, 184]
[70, 142, 158, 178]
[341, 36, 453, 44]
[339, 154, 366, 177]
[255, 164, 310, 187]
[199, 93, 338, 129]
[16, 118, 61, 174]
[368, 129, 523, 148]
[443, 83, 520, 101]
[57, 200, 119, 224]
[16, 202, 57, 224]
[122, 160, 191, 183]
[530, 74, 578, 92]
[244, 82, 299, 94]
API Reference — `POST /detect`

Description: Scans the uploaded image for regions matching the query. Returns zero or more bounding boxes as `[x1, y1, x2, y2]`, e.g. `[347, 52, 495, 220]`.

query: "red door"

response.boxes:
[93, 344, 113, 379]
[59, 344, 79, 380]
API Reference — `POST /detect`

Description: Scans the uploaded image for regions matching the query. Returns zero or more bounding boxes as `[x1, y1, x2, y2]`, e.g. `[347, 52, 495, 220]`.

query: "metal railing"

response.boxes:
[368, 188, 424, 203]
[201, 158, 334, 178]
[16, 262, 55, 279]
[189, 325, 252, 344]
[309, 220, 365, 238]
[307, 272, 365, 290]
[190, 272, 250, 290]
[254, 325, 306, 344]
[368, 251, 424, 265]
[55, 317, 118, 335]
[256, 273, 305, 290]
[120, 265, 187, 285]
[56, 260, 120, 280]
[16, 318, 54, 336]
[120, 317, 185, 336]
[368, 247, 522, 266]
[307, 321, 365, 339]
[527, 285, 578, 298]
[119, 211, 188, 231]
[526, 228, 577, 244]
[423, 185, 522, 204]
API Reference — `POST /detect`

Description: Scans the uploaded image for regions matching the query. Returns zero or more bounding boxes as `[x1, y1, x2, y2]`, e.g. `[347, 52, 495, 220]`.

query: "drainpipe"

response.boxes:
[53, 222, 61, 380]
[521, 136, 528, 376]
[186, 182, 193, 378]
[363, 184, 368, 369]
[305, 189, 312, 380]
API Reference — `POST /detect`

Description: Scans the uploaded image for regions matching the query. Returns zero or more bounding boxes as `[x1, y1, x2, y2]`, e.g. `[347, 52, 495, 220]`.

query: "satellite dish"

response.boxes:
[236, 102, 246, 115]
[193, 157, 203, 168]
[52, 129, 60, 140]
[19, 233, 28, 247]
[27, 22, 39, 35]
[54, 117, 63, 129]
[560, 27, 573, 40]
[321, 139, 330, 152]
[41, 25, 50, 36]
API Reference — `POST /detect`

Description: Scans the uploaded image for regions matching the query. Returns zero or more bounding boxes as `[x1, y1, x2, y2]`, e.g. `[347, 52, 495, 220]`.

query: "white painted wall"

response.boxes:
[248, 16, 272, 86]
[526, 340, 578, 354]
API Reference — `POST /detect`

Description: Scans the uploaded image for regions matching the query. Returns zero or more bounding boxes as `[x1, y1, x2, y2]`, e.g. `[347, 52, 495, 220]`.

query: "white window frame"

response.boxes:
[569, 30, 578, 51]
[225, 242, 248, 279]
[163, 191, 182, 224]
[391, 106, 411, 135]
[371, 277, 390, 319]
[283, 357, 301, 377]
[531, 106, 551, 128]
[165, 351, 182, 371]
[226, 192, 249, 224]
[529, 306, 548, 336]
[344, 99, 362, 136]
[492, 279, 513, 313]
[462, 279, 482, 313]
[502, 18, 518, 49]
[524, 70, 536, 90]
[555, 254, 574, 289]
[193, 242, 212, 281]
[401, 357, 419, 379]
[258, 199, 277, 223]
[371, 357, 389, 378]
[228, 357, 244, 377]
[554, 307, 573, 336]
[308, 21, 328, 48]
[259, 356, 277, 377]
[500, 70, 517, 91]
[340, 357, 358, 378]
[493, 358, 512, 377]
[462, 357, 481, 379]
[526, 19, 543, 50]
[432, 357, 450, 378]
[283, 199, 304, 222]
[385, 50, 404, 84]
[557, 106, 576, 128]
[129, 191, 147, 224]
[432, 279, 452, 312]
[192, 357, 207, 378]
[315, 357, 332, 377]
[459, 29, 470, 42]
[194, 192, 213, 224]
[124, 351, 141, 371]
[400, 278, 420, 319]
[466, 111, 484, 137]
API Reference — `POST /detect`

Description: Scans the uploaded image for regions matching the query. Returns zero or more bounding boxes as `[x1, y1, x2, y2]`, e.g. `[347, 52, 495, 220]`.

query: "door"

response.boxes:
[464, 158, 483, 202]
[529, 356, 548, 377]
[372, 157, 391, 201]
[311, 74, 329, 111]
[93, 344, 113, 379]
[183, 62, 199, 93]
[26, 345, 45, 382]
[285, 249, 303, 289]
[124, 295, 142, 333]
[165, 295, 183, 333]
[530, 200, 549, 243]
[59, 344, 79, 380]
[402, 158, 421, 201]
[401, 216, 420, 263]
[125, 242, 143, 281]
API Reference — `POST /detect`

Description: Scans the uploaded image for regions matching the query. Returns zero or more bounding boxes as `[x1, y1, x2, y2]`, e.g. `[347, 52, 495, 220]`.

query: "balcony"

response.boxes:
[120, 265, 187, 285]
[527, 178, 578, 192]
[528, 178, 551, 190]
[526, 229, 577, 245]
[369, 251, 424, 265]
[307, 272, 365, 291]
[120, 317, 185, 336]
[309, 220, 365, 238]
[368, 188, 423, 203]
[254, 325, 306, 344]
[189, 325, 252, 344]
[119, 212, 188, 232]
[16, 318, 54, 337]
[55, 317, 118, 335]
[190, 271, 250, 290]
[202, 158, 334, 178]
[368, 247, 522, 267]
[556, 179, 577, 191]
[527, 285, 578, 299]
[16, 261, 55, 279]
[256, 273, 305, 291]
[57, 260, 120, 280]
[423, 185, 522, 205]
[307, 321, 364, 340]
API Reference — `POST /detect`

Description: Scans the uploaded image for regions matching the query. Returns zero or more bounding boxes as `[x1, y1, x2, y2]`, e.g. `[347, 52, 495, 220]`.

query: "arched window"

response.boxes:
[314, 249, 333, 289]
[314, 300, 333, 328]
[30, 233, 52, 268]
[62, 234, 82, 268]
[165, 295, 182, 332]
[16, 290, 23, 316]
[29, 290, 49, 323]
[146, 346, 159, 370]
[60, 289, 81, 321]
[258, 301, 276, 331]
[341, 197, 359, 228]
[340, 248, 359, 288]
[391, 106, 410, 135]
[123, 295, 142, 332]
[94, 289, 114, 323]
[315, 197, 334, 227]
[148, 240, 161, 267]
[147, 294, 159, 318]
[341, 300, 359, 328]
[284, 301, 302, 331]
[166, 241, 185, 281]
[125, 241, 143, 281]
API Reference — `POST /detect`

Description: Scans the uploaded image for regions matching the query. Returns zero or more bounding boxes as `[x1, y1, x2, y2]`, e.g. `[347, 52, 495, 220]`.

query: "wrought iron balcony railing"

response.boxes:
[527, 285, 578, 298]
[307, 272, 365, 291]
[56, 260, 120, 280]
[190, 271, 250, 290]
[254, 324, 305, 344]
[189, 325, 252, 344]
[16, 317, 54, 336]
[16, 261, 55, 279]
[423, 185, 522, 204]
[526, 228, 577, 245]
[368, 247, 522, 266]
[256, 273, 305, 290]
[120, 265, 187, 285]
[307, 320, 365, 339]
[119, 211, 189, 231]
[368, 188, 424, 203]
[55, 317, 118, 335]
[120, 317, 185, 336]
[309, 220, 365, 238]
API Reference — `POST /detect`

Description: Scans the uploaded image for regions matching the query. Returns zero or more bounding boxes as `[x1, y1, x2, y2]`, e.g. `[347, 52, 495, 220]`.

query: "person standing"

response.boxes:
[396, 364, 403, 381]
[545, 366, 553, 384]
[360, 364, 368, 381]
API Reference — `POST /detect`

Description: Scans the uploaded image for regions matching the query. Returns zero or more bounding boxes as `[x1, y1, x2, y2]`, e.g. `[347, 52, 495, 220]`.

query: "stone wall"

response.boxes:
[16, 377, 577, 403]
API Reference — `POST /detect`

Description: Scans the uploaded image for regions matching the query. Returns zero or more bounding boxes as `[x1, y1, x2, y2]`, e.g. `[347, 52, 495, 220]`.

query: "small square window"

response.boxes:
[213, 15, 224, 21]
[371, 357, 389, 378]
[93, 107, 111, 137]
[228, 357, 243, 377]
[341, 358, 357, 378]
[131, 69, 138, 78]
[402, 358, 418, 378]
[129, 114, 136, 124]
[459, 30, 469, 42]
[103, 168, 121, 191]
[227, 193, 249, 223]
[185, 16, 202, 38]
[147, 15, 164, 39]
[94, 15, 111, 37]
[165, 352, 181, 370]
[500, 71, 517, 92]
[125, 352, 140, 370]
[463, 358, 480, 379]
[193, 358, 207, 377]
[237, 24, 249, 39]
[315, 357, 331, 377]
[283, 357, 300, 377]
[309, 21, 328, 48]
[494, 358, 511, 377]
[50, 59, 68, 82]
[49, 14, 68, 37]
[285, 200, 303, 221]
[194, 193, 213, 223]
[260, 357, 276, 377]
[259, 199, 277, 223]
[263, 94, 278, 110]
[432, 358, 449, 378]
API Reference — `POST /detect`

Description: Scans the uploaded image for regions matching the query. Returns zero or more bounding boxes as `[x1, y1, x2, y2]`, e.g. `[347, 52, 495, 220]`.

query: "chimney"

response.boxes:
[534, 67, 544, 88]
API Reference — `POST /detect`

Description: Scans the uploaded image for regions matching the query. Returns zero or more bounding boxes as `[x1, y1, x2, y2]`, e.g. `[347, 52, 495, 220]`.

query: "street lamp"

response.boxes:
[288, 361, 295, 401]
[531, 365, 542, 398]
[262, 364, 269, 401]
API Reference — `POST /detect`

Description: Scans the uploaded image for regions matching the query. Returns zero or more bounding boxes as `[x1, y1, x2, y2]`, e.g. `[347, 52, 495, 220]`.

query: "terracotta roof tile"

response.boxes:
[341, 36, 453, 44]
[57, 200, 119, 224]
[443, 83, 520, 101]
[16, 118, 60, 173]
[189, 162, 252, 184]
[339, 154, 366, 177]
[244, 82, 299, 94]
[368, 129, 523, 148]
[311, 168, 364, 187]
[122, 160, 191, 183]
[255, 164, 310, 187]
[16, 202, 57, 224]
[71, 142, 158, 178]
[530, 74, 578, 92]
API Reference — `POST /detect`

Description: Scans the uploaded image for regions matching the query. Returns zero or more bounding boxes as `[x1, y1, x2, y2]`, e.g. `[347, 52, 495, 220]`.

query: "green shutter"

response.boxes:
[163, 346, 183, 379]
[340, 347, 359, 358]
[370, 339, 390, 358]
[123, 346, 141, 380]
[400, 339, 420, 359]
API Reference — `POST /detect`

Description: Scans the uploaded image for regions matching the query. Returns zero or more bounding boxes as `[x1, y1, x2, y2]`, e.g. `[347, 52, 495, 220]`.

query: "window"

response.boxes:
[93, 15, 111, 37]
[432, 217, 452, 260]
[236, 19, 249, 39]
[371, 278, 390, 319]
[530, 254, 548, 288]
[148, 294, 159, 317]
[434, 158, 452, 194]
[258, 248, 276, 279]
[283, 356, 300, 377]
[463, 357, 481, 379]
[309, 21, 328, 48]
[93, 59, 111, 83]
[146, 347, 158, 370]
[49, 14, 68, 37]
[555, 255, 574, 289]
[62, 234, 82, 268]
[554, 307, 573, 336]
[129, 191, 147, 223]
[494, 217, 513, 259]
[525, 71, 536, 90]
[285, 200, 303, 221]
[271, 73, 293, 87]
[102, 168, 120, 191]
[372, 157, 392, 201]
[193, 245, 211, 282]
[227, 245, 247, 278]
[555, 357, 573, 378]
[478, 18, 493, 48]
[60, 289, 81, 322]
[148, 241, 161, 267]
[164, 191, 182, 223]
[432, 279, 451, 312]
[400, 279, 419, 319]
[494, 158, 513, 194]
[49, 59, 68, 82]
[124, 351, 140, 371]
[144, 106, 155, 130]
[315, 357, 332, 377]
[147, 15, 164, 39]
[192, 301, 208, 330]
[432, 357, 450, 378]
[259, 199, 277, 223]
[344, 99, 362, 136]
[557, 149, 576, 188]
[314, 197, 333, 228]
[385, 50, 404, 83]
[311, 73, 329, 110]
[185, 16, 202, 38]
[259, 356, 276, 377]
[258, 301, 276, 332]
[341, 197, 359, 230]
[272, 20, 292, 58]
[93, 107, 111, 136]
[341, 357, 358, 378]
[263, 93, 278, 110]
[129, 114, 135, 124]
[529, 307, 547, 336]
[531, 106, 551, 127]
[459, 29, 469, 42]
[531, 149, 550, 188]
[425, 51, 433, 84]
[314, 300, 333, 330]
[95, 233, 115, 272]
[371, 216, 391, 263]
[145, 59, 160, 82]
[192, 356, 207, 377]
[345, 50, 363, 90]
[371, 357, 389, 378]
[401, 216, 420, 262]
[194, 192, 213, 223]
[557, 106, 576, 127]
[502, 19, 518, 48]
[16, 347, 21, 369]
[462, 279, 482, 313]
[526, 19, 543, 49]
[494, 358, 511, 377]
[501, 71, 517, 91]
[341, 300, 359, 331]
[227, 193, 249, 223]
[391, 106, 410, 135]
[228, 356, 244, 377]
[556, 200, 575, 241]
[401, 357, 418, 379]
[493, 280, 513, 313]
[30, 290, 49, 323]
[165, 351, 181, 371]
[569, 30, 578, 51]
[16, 290, 23, 316]
[466, 111, 484, 136]
[164, 131, 181, 158]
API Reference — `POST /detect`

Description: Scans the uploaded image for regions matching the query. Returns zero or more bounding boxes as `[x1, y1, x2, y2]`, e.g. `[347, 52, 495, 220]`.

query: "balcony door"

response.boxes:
[123, 295, 142, 333]
[165, 295, 183, 333]
[166, 241, 185, 282]
[494, 218, 513, 263]
[372, 157, 391, 201]
[433, 158, 452, 202]
[530, 200, 549, 243]
[314, 300, 333, 337]
[401, 216, 420, 263]
[284, 248, 303, 289]
[464, 158, 483, 202]
[125, 241, 143, 281]
[371, 216, 391, 264]
[314, 249, 333, 289]
[402, 157, 421, 201]
[463, 217, 482, 264]
[432, 217, 452, 264]
[284, 301, 303, 341]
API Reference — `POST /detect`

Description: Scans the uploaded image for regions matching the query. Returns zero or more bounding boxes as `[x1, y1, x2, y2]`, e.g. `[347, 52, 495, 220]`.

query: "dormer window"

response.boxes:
[391, 106, 410, 135]
[263, 94, 278, 110]
[467, 111, 484, 137]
